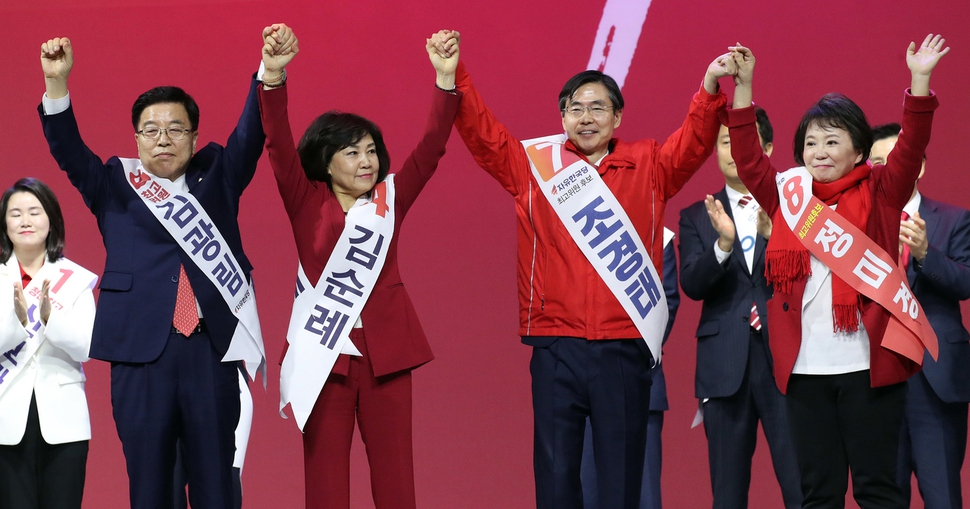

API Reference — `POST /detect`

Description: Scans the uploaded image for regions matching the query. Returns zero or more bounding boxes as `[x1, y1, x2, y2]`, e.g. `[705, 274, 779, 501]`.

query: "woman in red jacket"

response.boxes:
[722, 35, 948, 508]
[257, 25, 461, 509]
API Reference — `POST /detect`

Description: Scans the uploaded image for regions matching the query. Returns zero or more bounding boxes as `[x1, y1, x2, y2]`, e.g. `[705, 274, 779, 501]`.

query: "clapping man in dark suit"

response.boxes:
[678, 108, 801, 509]
[870, 123, 970, 509]
[37, 29, 286, 508]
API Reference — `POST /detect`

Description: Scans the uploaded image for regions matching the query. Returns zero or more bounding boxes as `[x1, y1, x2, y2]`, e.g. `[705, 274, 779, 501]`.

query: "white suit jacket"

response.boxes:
[0, 255, 96, 445]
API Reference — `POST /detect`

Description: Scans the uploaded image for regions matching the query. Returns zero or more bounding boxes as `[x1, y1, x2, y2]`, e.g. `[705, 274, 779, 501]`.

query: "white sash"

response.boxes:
[280, 175, 396, 431]
[522, 135, 668, 361]
[121, 159, 266, 381]
[0, 257, 97, 397]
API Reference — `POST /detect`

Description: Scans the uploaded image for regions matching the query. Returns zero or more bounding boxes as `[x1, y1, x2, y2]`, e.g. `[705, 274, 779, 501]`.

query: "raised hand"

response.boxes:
[729, 43, 755, 109]
[13, 282, 28, 327]
[41, 37, 73, 100]
[730, 44, 755, 87]
[705, 195, 736, 252]
[900, 211, 928, 261]
[39, 279, 52, 325]
[426, 30, 460, 90]
[907, 34, 949, 96]
[262, 23, 299, 86]
[703, 52, 737, 94]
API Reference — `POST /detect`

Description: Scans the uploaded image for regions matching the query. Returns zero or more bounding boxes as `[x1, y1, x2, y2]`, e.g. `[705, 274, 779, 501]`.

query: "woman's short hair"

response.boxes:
[297, 111, 391, 188]
[0, 178, 66, 264]
[793, 93, 872, 166]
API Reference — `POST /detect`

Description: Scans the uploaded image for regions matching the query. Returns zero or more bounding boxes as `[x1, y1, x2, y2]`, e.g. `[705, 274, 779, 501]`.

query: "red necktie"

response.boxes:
[738, 195, 762, 330]
[900, 211, 911, 270]
[173, 264, 199, 336]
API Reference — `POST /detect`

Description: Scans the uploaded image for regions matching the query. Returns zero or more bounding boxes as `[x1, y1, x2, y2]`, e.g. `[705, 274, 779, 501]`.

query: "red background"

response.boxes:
[1, 0, 969, 507]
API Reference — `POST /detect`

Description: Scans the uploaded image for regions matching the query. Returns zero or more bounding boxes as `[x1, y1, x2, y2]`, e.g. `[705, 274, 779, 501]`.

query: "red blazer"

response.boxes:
[259, 84, 461, 377]
[722, 91, 939, 392]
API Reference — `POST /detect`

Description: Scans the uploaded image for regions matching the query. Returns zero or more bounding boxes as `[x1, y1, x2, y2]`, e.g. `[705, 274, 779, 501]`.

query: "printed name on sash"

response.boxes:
[280, 176, 396, 431]
[775, 167, 938, 362]
[121, 159, 266, 380]
[523, 135, 667, 361]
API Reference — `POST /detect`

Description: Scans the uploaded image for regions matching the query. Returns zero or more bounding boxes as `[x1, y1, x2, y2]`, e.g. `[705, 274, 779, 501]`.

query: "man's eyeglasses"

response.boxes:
[562, 105, 614, 119]
[137, 126, 194, 141]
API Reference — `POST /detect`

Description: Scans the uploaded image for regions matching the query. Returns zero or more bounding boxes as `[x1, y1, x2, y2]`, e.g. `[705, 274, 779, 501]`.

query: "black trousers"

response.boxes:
[897, 371, 968, 509]
[528, 336, 652, 509]
[703, 329, 801, 509]
[787, 371, 907, 509]
[0, 392, 88, 509]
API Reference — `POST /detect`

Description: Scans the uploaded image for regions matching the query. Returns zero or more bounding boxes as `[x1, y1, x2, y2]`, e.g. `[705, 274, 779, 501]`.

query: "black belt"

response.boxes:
[171, 319, 207, 335]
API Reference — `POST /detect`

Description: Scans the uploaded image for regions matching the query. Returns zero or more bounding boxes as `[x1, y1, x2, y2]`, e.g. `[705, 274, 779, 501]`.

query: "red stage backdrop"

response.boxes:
[1, 0, 968, 507]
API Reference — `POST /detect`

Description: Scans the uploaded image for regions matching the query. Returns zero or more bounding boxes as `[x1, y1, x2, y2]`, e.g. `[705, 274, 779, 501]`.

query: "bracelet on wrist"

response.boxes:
[263, 70, 287, 88]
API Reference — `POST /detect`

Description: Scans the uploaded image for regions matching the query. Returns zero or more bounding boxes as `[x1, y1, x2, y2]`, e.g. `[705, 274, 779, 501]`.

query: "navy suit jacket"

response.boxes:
[39, 77, 264, 364]
[679, 189, 772, 399]
[650, 241, 680, 411]
[909, 196, 970, 402]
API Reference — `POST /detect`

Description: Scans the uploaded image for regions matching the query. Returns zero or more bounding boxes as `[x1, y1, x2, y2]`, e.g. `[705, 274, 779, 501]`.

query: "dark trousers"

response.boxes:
[897, 371, 968, 509]
[787, 371, 907, 509]
[0, 393, 88, 509]
[580, 410, 663, 509]
[302, 329, 415, 509]
[703, 330, 801, 509]
[111, 330, 240, 509]
[173, 445, 242, 509]
[529, 336, 652, 509]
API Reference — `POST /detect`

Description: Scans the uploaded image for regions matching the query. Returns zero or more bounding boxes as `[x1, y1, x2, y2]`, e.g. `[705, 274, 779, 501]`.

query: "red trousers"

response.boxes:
[302, 329, 415, 509]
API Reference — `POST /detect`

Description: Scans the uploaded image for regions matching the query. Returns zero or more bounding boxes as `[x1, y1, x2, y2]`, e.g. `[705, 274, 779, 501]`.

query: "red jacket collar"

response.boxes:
[563, 138, 637, 173]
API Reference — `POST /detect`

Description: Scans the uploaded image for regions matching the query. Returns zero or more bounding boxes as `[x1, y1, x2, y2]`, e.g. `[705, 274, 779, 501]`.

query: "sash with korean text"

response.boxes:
[775, 166, 938, 362]
[0, 257, 97, 397]
[121, 159, 266, 380]
[280, 175, 396, 431]
[523, 135, 667, 361]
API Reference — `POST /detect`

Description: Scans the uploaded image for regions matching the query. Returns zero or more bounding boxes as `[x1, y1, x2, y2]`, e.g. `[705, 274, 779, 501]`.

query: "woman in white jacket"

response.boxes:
[0, 177, 97, 509]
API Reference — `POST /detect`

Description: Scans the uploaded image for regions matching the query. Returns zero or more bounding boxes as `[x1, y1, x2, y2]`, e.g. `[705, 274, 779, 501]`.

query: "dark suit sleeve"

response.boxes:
[38, 103, 112, 213]
[221, 75, 266, 195]
[678, 204, 729, 301]
[662, 240, 679, 344]
[917, 206, 970, 300]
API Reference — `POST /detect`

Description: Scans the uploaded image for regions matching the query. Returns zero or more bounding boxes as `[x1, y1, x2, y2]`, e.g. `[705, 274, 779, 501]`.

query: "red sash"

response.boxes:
[775, 167, 938, 363]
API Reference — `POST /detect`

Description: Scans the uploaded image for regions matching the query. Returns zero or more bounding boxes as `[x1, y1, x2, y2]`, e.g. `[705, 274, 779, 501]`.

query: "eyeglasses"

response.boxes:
[562, 105, 614, 119]
[137, 126, 194, 141]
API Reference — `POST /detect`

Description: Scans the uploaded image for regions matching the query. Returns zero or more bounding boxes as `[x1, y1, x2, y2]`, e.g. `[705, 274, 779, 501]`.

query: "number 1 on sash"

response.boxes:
[51, 268, 74, 294]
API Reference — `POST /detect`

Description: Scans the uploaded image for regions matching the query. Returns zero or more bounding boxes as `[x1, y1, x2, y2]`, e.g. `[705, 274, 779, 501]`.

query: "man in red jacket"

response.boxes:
[437, 30, 735, 509]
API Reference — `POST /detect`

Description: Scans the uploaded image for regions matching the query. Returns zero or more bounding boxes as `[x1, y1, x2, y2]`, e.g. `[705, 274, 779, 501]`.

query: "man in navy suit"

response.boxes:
[38, 35, 269, 509]
[870, 123, 970, 509]
[678, 108, 801, 509]
[581, 235, 680, 509]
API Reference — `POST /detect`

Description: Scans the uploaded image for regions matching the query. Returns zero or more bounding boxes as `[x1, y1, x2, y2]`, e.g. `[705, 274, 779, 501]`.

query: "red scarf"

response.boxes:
[765, 163, 872, 332]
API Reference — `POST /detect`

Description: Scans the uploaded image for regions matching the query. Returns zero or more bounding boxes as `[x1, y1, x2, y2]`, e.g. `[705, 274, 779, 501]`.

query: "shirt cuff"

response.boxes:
[714, 240, 731, 264]
[42, 92, 71, 115]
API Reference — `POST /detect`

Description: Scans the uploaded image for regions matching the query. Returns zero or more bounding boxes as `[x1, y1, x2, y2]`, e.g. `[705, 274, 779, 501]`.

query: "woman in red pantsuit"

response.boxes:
[258, 25, 462, 509]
